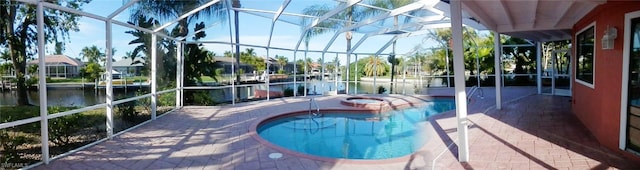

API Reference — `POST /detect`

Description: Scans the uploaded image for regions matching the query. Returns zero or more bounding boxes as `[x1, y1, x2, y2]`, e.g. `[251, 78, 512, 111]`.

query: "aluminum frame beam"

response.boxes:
[154, 0, 221, 32]
[108, 0, 139, 19]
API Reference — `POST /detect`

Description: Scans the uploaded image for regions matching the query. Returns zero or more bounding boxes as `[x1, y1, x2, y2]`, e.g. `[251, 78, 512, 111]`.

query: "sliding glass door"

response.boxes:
[626, 16, 640, 152]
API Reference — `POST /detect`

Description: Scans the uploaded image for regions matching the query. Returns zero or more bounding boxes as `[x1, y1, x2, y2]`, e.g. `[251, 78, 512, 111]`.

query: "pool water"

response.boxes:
[257, 99, 455, 160]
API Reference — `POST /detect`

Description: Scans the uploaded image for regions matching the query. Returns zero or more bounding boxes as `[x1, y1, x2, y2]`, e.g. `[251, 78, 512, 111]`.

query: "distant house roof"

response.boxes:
[113, 58, 144, 67]
[29, 55, 83, 66]
[214, 57, 236, 63]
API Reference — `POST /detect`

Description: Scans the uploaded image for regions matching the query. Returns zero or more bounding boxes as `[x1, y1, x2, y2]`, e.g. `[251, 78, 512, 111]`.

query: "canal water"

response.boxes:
[0, 81, 424, 106]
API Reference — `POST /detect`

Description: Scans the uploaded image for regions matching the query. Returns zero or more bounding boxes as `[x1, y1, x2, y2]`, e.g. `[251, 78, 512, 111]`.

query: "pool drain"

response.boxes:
[268, 152, 283, 159]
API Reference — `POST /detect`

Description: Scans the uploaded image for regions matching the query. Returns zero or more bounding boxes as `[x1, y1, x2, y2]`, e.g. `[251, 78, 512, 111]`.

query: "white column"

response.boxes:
[105, 20, 114, 137]
[304, 46, 308, 97]
[493, 31, 502, 110]
[346, 52, 350, 94]
[176, 42, 183, 107]
[536, 42, 542, 94]
[293, 52, 297, 97]
[450, 0, 469, 162]
[36, 2, 50, 164]
[151, 34, 157, 120]
[354, 54, 359, 94]
[266, 48, 270, 101]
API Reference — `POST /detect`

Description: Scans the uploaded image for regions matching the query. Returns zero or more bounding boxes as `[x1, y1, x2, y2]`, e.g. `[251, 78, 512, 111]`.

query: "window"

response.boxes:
[576, 24, 595, 87]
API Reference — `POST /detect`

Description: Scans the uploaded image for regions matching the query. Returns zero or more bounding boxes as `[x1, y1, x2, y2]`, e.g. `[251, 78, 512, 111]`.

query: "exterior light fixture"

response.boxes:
[602, 25, 617, 50]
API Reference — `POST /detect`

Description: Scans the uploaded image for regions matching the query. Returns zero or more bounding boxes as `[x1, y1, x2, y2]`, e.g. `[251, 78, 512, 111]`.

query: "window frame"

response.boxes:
[575, 22, 596, 89]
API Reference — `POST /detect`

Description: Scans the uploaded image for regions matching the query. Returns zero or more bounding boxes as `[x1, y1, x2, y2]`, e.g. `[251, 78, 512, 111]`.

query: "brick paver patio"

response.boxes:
[34, 87, 640, 169]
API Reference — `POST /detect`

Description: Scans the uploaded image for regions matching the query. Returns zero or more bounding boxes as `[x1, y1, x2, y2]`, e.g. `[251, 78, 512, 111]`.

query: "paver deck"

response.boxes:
[34, 87, 640, 169]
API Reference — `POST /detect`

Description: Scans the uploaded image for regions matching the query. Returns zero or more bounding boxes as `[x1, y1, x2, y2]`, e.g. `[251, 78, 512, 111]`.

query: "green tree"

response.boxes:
[387, 54, 400, 93]
[363, 56, 388, 77]
[239, 48, 265, 72]
[80, 62, 103, 82]
[79, 45, 104, 65]
[54, 41, 65, 54]
[0, 0, 90, 105]
[503, 36, 537, 85]
[275, 55, 288, 74]
[302, 1, 416, 90]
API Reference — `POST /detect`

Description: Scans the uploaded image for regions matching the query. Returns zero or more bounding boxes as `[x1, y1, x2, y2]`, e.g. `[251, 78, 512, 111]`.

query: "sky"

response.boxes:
[49, 0, 444, 66]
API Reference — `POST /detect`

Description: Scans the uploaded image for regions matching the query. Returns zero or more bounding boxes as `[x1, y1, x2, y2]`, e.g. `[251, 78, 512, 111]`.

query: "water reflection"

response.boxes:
[1, 81, 425, 106]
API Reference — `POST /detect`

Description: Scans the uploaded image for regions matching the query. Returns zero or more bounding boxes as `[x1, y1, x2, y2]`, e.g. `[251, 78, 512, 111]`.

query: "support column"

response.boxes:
[536, 42, 542, 94]
[354, 54, 359, 94]
[36, 2, 50, 164]
[266, 48, 271, 101]
[151, 34, 157, 120]
[294, 52, 297, 97]
[105, 20, 114, 137]
[346, 52, 350, 94]
[176, 42, 183, 107]
[493, 31, 502, 110]
[450, 0, 469, 162]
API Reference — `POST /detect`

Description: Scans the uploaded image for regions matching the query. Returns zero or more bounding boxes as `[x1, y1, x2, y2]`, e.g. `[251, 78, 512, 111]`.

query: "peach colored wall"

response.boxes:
[572, 1, 640, 160]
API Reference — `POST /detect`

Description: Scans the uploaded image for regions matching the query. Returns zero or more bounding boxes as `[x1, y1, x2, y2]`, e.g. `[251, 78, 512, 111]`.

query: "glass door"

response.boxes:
[626, 16, 640, 152]
[552, 50, 571, 96]
[541, 49, 571, 96]
[541, 52, 554, 94]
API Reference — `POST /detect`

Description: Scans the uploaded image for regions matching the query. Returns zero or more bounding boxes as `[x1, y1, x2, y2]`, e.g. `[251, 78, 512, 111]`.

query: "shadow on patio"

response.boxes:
[33, 87, 640, 170]
[425, 87, 640, 169]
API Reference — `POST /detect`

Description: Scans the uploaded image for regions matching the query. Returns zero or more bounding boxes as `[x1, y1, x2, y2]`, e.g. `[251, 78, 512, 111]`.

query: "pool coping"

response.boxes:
[248, 95, 456, 164]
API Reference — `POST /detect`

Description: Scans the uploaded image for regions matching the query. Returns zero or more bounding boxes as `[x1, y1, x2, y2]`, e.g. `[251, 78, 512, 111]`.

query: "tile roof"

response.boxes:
[29, 55, 84, 66]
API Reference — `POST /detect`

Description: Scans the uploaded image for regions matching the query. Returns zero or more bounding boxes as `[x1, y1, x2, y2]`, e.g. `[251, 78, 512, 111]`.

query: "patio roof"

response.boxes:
[460, 0, 606, 42]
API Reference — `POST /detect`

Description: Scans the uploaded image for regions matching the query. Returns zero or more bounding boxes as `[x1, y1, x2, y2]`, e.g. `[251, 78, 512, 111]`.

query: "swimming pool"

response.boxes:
[256, 98, 455, 160]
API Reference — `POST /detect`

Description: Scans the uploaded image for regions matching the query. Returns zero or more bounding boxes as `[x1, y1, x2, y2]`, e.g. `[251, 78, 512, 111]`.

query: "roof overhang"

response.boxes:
[460, 0, 606, 42]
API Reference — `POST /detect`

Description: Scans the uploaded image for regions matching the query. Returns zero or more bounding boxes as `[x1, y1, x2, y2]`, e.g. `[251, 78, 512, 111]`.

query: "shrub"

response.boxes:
[283, 87, 294, 97]
[187, 91, 214, 105]
[158, 92, 176, 106]
[377, 86, 386, 94]
[0, 130, 35, 164]
[297, 85, 307, 95]
[49, 113, 85, 146]
[114, 101, 140, 123]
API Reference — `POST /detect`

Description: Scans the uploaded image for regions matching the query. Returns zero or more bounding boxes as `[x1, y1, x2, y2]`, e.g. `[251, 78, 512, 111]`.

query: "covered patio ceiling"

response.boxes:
[460, 0, 606, 42]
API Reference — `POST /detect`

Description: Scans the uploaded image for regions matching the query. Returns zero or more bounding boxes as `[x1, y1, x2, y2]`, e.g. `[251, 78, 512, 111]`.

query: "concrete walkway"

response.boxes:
[34, 87, 640, 169]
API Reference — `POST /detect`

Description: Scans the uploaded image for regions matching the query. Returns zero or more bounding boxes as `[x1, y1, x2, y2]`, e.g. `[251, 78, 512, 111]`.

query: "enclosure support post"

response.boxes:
[304, 45, 308, 97]
[151, 34, 157, 120]
[36, 1, 50, 164]
[355, 54, 359, 94]
[176, 42, 183, 107]
[536, 42, 542, 94]
[493, 31, 502, 110]
[346, 52, 350, 94]
[445, 43, 451, 87]
[335, 53, 339, 94]
[293, 51, 297, 97]
[266, 48, 270, 101]
[105, 20, 114, 137]
[451, 0, 469, 162]
[234, 8, 241, 104]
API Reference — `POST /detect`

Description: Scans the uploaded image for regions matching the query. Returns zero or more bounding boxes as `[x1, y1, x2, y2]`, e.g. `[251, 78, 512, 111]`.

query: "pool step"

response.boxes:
[282, 117, 337, 130]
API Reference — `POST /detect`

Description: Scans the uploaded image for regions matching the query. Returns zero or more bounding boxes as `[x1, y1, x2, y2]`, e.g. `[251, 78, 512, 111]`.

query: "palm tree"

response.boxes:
[79, 45, 105, 65]
[275, 55, 288, 73]
[363, 56, 387, 77]
[302, 1, 416, 93]
[130, 0, 225, 38]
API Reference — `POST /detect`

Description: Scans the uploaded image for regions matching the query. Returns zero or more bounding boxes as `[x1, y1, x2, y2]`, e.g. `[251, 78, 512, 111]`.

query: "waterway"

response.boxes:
[0, 80, 424, 106]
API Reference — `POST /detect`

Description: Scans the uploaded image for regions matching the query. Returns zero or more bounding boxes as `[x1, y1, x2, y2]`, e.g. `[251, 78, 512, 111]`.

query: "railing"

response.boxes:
[309, 97, 321, 118]
[467, 85, 484, 102]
